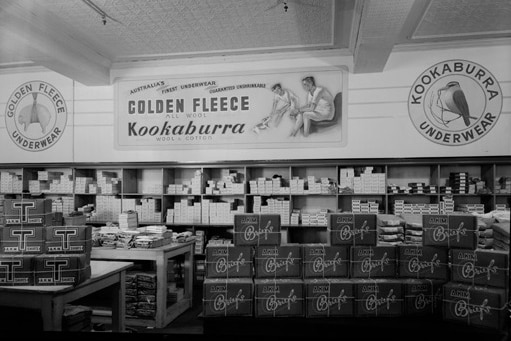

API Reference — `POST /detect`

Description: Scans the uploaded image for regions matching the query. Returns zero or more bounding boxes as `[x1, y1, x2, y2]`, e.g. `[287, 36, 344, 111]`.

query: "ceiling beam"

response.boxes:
[0, 0, 111, 86]
[353, 0, 418, 73]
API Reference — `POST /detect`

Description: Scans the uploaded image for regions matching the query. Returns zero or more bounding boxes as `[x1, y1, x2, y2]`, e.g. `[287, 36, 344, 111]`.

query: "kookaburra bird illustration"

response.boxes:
[437, 81, 477, 126]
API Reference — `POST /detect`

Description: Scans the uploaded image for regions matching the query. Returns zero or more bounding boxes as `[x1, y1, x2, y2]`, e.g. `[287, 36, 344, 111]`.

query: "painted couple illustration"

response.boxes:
[252, 76, 340, 137]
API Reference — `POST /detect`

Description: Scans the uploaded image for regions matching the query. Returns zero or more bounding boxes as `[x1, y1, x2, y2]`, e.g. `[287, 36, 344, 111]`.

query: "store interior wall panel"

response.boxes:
[1, 43, 510, 164]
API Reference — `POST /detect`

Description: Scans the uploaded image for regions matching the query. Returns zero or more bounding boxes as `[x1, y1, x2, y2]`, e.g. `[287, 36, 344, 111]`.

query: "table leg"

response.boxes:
[156, 255, 167, 328]
[110, 271, 126, 332]
[183, 246, 193, 306]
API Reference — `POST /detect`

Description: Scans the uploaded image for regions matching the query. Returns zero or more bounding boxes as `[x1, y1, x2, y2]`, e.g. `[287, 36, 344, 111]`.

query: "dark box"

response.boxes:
[205, 245, 254, 278]
[450, 249, 509, 288]
[202, 278, 253, 317]
[329, 213, 377, 246]
[3, 198, 52, 216]
[255, 244, 302, 278]
[354, 279, 404, 317]
[398, 245, 449, 281]
[233, 214, 281, 246]
[423, 214, 477, 249]
[0, 254, 34, 285]
[254, 278, 304, 317]
[350, 245, 397, 278]
[302, 244, 349, 278]
[304, 278, 355, 317]
[1, 225, 45, 254]
[45, 225, 92, 254]
[443, 282, 508, 330]
[34, 253, 91, 286]
[403, 278, 444, 316]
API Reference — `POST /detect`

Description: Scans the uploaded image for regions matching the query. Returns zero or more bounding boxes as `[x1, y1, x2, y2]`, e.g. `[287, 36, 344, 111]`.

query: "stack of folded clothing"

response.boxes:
[399, 213, 423, 245]
[492, 222, 510, 251]
[376, 214, 405, 245]
[476, 216, 495, 249]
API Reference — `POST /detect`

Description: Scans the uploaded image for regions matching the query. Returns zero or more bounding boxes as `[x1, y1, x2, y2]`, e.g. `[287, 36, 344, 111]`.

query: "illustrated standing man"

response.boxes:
[291, 76, 335, 137]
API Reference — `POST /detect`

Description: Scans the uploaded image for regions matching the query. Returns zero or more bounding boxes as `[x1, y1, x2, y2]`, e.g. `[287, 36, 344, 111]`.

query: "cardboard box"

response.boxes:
[443, 282, 507, 330]
[354, 279, 404, 317]
[202, 278, 253, 317]
[328, 213, 377, 246]
[234, 214, 281, 246]
[3, 198, 52, 216]
[1, 225, 45, 254]
[304, 278, 355, 317]
[63, 214, 87, 226]
[45, 225, 92, 255]
[255, 244, 302, 278]
[4, 211, 62, 227]
[350, 245, 397, 278]
[403, 278, 444, 316]
[450, 249, 508, 288]
[423, 214, 478, 249]
[0, 254, 34, 285]
[302, 244, 349, 278]
[205, 245, 254, 278]
[254, 278, 304, 317]
[34, 253, 91, 286]
[398, 245, 449, 281]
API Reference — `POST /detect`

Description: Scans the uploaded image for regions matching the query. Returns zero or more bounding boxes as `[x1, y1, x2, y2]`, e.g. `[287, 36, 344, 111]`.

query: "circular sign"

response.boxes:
[5, 81, 67, 151]
[408, 60, 502, 146]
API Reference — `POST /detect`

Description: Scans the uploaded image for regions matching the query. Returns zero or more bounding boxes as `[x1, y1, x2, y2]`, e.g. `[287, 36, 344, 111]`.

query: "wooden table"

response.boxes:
[0, 260, 133, 332]
[91, 241, 195, 328]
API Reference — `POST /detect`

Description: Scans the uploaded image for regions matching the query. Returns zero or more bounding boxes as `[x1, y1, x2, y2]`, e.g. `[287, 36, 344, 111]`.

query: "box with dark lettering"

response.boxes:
[302, 244, 349, 278]
[328, 213, 377, 246]
[443, 282, 508, 330]
[354, 279, 404, 317]
[351, 245, 397, 278]
[450, 249, 508, 288]
[398, 245, 449, 281]
[423, 214, 477, 249]
[234, 214, 281, 246]
[403, 278, 444, 316]
[255, 244, 302, 278]
[202, 278, 253, 317]
[304, 278, 355, 317]
[254, 278, 304, 317]
[205, 245, 254, 278]
[34, 253, 91, 286]
[0, 254, 34, 286]
[1, 225, 45, 254]
[45, 225, 92, 255]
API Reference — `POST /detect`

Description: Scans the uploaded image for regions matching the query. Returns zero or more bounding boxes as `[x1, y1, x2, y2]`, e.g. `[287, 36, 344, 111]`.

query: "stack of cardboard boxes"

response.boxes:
[202, 212, 508, 332]
[0, 198, 91, 286]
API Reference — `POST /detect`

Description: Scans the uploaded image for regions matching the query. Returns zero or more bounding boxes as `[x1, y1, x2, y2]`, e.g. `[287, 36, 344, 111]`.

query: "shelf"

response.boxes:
[1, 157, 509, 231]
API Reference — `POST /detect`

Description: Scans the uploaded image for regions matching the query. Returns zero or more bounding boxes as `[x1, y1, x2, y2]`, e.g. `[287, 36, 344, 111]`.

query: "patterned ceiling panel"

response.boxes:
[39, 0, 335, 62]
[413, 0, 511, 39]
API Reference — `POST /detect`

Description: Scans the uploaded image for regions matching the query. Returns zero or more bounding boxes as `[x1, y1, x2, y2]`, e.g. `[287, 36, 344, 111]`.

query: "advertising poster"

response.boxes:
[115, 68, 347, 150]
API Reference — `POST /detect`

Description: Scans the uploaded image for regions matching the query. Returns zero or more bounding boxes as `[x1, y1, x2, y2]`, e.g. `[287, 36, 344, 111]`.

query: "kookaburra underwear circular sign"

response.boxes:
[408, 60, 502, 146]
[5, 81, 67, 152]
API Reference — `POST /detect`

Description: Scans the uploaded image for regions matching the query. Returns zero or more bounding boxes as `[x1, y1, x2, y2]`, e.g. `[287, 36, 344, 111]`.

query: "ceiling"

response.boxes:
[1, 0, 510, 86]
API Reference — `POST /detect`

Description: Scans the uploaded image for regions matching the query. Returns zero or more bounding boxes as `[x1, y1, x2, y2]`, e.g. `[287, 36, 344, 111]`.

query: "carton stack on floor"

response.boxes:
[201, 212, 509, 334]
[0, 198, 93, 331]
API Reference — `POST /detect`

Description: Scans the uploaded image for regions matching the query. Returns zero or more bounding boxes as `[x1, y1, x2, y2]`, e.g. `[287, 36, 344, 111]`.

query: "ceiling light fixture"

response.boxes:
[81, 0, 122, 25]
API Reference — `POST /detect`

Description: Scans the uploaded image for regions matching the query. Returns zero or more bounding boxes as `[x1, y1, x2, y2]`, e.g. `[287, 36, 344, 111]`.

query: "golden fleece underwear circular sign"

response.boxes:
[5, 81, 67, 151]
[408, 60, 502, 146]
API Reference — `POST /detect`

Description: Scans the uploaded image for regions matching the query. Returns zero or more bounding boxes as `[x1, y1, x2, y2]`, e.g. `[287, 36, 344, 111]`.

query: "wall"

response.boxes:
[0, 42, 510, 164]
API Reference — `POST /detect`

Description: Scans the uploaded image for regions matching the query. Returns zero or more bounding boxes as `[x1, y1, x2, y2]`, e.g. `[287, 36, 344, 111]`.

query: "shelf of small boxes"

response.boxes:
[0, 198, 92, 286]
[201, 212, 509, 332]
